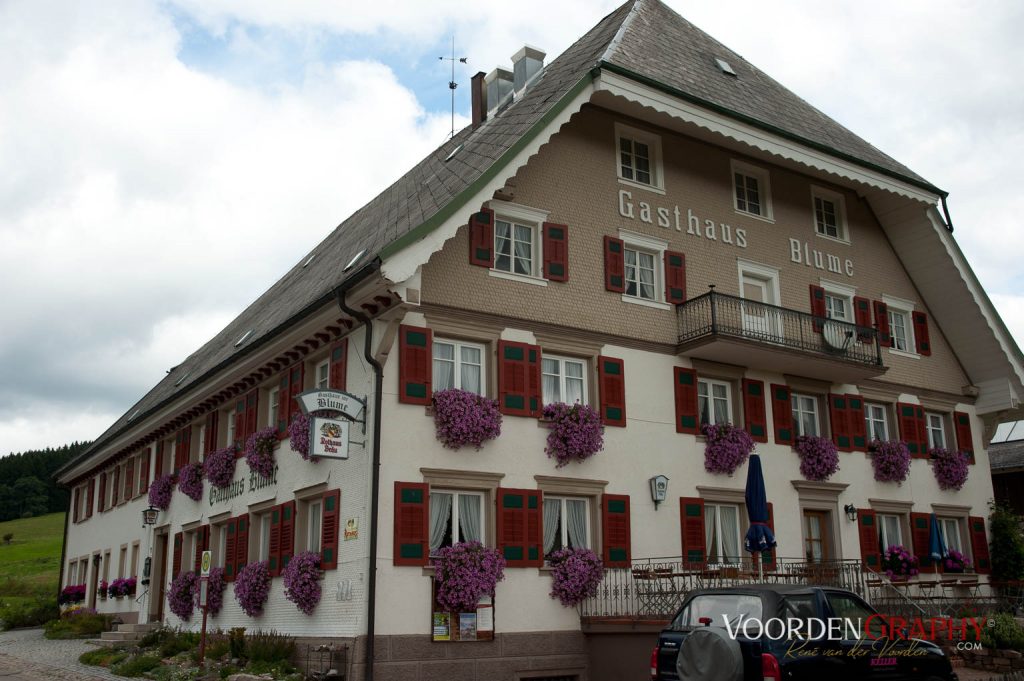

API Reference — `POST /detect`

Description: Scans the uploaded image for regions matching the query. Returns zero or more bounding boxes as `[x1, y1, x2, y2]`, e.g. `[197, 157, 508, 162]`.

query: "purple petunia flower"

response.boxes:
[794, 435, 840, 482]
[177, 462, 204, 501]
[148, 473, 174, 510]
[204, 446, 237, 488]
[701, 422, 755, 476]
[869, 440, 911, 484]
[547, 548, 604, 607]
[432, 389, 502, 450]
[283, 551, 322, 615]
[244, 428, 278, 478]
[543, 403, 603, 468]
[432, 541, 505, 613]
[234, 561, 271, 617]
[929, 447, 969, 491]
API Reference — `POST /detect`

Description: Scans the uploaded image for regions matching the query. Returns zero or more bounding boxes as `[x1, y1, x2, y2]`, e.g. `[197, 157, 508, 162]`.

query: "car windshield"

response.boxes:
[672, 594, 763, 630]
[826, 591, 885, 639]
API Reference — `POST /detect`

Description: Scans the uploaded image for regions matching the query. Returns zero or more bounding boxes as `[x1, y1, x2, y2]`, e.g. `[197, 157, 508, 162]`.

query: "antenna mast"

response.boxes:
[439, 37, 467, 139]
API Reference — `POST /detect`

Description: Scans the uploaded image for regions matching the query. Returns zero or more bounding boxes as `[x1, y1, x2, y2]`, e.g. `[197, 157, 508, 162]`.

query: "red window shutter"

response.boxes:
[912, 311, 932, 356]
[394, 482, 429, 566]
[897, 402, 925, 458]
[915, 405, 929, 458]
[268, 504, 283, 576]
[853, 296, 873, 343]
[679, 497, 706, 567]
[321, 489, 341, 570]
[968, 516, 991, 574]
[873, 301, 892, 347]
[761, 503, 776, 572]
[138, 453, 149, 494]
[98, 473, 106, 513]
[330, 339, 348, 390]
[857, 508, 880, 571]
[276, 371, 290, 437]
[280, 500, 295, 572]
[828, 394, 851, 451]
[175, 427, 191, 473]
[542, 222, 569, 282]
[112, 468, 120, 506]
[125, 458, 135, 499]
[398, 324, 433, 405]
[73, 488, 80, 523]
[86, 479, 94, 519]
[598, 356, 626, 427]
[468, 208, 495, 267]
[155, 441, 164, 477]
[496, 487, 543, 567]
[673, 367, 699, 434]
[225, 519, 237, 581]
[233, 398, 246, 453]
[172, 532, 183, 579]
[909, 513, 933, 570]
[742, 379, 768, 443]
[194, 525, 209, 573]
[601, 494, 631, 568]
[244, 390, 259, 442]
[847, 394, 867, 452]
[664, 250, 687, 304]
[809, 284, 826, 332]
[234, 514, 249, 578]
[603, 236, 626, 293]
[954, 411, 975, 464]
[289, 362, 304, 421]
[770, 384, 793, 445]
[204, 412, 219, 456]
[498, 340, 541, 417]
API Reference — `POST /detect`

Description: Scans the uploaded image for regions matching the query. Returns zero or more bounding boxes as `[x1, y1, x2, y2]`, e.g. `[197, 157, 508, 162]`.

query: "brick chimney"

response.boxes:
[471, 71, 486, 128]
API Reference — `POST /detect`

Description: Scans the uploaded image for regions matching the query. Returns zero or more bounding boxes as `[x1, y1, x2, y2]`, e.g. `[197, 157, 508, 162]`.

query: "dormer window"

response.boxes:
[615, 123, 664, 193]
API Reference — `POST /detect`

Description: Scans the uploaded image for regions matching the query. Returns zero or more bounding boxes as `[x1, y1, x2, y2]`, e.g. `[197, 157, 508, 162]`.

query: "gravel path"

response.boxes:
[0, 628, 116, 680]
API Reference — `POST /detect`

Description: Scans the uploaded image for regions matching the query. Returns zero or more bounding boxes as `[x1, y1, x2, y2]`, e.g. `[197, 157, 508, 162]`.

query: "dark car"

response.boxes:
[651, 584, 957, 681]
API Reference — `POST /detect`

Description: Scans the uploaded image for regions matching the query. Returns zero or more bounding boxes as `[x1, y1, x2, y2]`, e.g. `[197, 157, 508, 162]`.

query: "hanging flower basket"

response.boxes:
[930, 447, 969, 491]
[881, 544, 919, 580]
[234, 561, 271, 617]
[944, 549, 972, 573]
[869, 440, 911, 484]
[204, 446, 238, 488]
[547, 547, 604, 607]
[177, 462, 204, 501]
[432, 541, 506, 613]
[199, 567, 227, 616]
[701, 422, 755, 476]
[148, 474, 173, 510]
[287, 410, 333, 462]
[98, 580, 108, 600]
[282, 551, 323, 615]
[794, 435, 840, 482]
[543, 403, 604, 468]
[168, 571, 197, 620]
[244, 427, 278, 479]
[432, 389, 502, 450]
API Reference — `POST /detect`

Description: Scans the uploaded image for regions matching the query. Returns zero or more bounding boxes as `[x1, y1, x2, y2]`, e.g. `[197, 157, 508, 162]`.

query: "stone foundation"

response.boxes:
[961, 647, 1024, 672]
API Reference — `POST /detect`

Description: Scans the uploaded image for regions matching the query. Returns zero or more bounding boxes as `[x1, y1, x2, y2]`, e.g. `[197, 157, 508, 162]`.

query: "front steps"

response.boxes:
[88, 622, 159, 648]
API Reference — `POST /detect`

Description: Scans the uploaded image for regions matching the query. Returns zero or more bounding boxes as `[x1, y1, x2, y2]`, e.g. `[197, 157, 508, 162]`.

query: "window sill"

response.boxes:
[617, 177, 665, 196]
[734, 209, 775, 224]
[488, 269, 548, 287]
[887, 348, 920, 360]
[814, 232, 851, 246]
[621, 295, 671, 311]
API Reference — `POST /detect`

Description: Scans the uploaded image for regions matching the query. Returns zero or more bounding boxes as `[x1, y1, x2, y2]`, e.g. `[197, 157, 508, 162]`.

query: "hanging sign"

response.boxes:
[310, 417, 350, 460]
[297, 389, 366, 422]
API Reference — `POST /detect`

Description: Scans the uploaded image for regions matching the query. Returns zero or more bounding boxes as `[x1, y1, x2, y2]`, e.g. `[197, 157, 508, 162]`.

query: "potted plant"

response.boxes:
[98, 580, 108, 600]
[234, 561, 271, 617]
[204, 446, 238, 488]
[881, 544, 920, 581]
[547, 547, 604, 607]
[431, 388, 502, 450]
[177, 461, 204, 501]
[869, 440, 911, 485]
[432, 541, 506, 612]
[930, 447, 969, 491]
[282, 551, 323, 615]
[148, 473, 173, 511]
[167, 571, 197, 620]
[701, 422, 754, 476]
[944, 549, 972, 573]
[543, 403, 604, 468]
[244, 427, 278, 478]
[794, 435, 839, 482]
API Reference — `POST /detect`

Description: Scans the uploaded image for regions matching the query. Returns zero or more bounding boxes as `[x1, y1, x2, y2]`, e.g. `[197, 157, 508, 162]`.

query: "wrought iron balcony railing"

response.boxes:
[676, 290, 883, 368]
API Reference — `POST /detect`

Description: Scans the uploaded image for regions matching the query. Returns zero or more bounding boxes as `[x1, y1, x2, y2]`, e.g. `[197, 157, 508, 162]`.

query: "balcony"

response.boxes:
[676, 291, 886, 383]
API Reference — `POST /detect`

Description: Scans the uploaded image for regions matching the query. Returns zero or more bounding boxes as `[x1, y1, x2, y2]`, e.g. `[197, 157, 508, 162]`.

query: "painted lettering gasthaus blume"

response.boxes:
[56, 2, 1021, 680]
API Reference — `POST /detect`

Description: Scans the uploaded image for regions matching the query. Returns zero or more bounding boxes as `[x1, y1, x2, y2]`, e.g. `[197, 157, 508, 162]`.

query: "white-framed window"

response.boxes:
[926, 412, 947, 449]
[883, 296, 916, 354]
[542, 354, 588, 405]
[704, 503, 742, 564]
[307, 499, 323, 554]
[619, 230, 669, 309]
[258, 512, 273, 562]
[489, 202, 549, 284]
[731, 159, 773, 220]
[864, 403, 889, 441]
[878, 513, 903, 551]
[215, 524, 228, 568]
[615, 122, 664, 191]
[225, 411, 236, 448]
[698, 378, 732, 426]
[267, 388, 280, 428]
[543, 496, 590, 557]
[433, 339, 485, 395]
[821, 280, 856, 324]
[791, 393, 820, 437]
[939, 517, 963, 555]
[738, 259, 783, 338]
[811, 186, 848, 242]
[429, 490, 484, 554]
[315, 359, 330, 390]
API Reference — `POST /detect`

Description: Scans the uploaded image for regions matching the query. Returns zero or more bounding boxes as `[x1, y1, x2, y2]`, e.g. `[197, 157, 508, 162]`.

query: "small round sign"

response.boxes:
[200, 550, 212, 576]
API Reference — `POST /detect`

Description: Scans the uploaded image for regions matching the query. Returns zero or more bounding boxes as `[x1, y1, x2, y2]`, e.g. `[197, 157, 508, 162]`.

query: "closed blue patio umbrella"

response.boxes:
[744, 454, 776, 580]
[929, 513, 948, 580]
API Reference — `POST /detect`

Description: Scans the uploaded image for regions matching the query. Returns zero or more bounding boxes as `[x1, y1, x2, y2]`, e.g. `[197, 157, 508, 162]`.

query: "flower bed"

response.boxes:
[204, 446, 237, 488]
[432, 541, 506, 613]
[167, 571, 197, 620]
[881, 544, 919, 580]
[177, 461, 204, 501]
[794, 435, 839, 482]
[282, 551, 322, 615]
[547, 548, 604, 607]
[234, 561, 271, 617]
[244, 428, 278, 478]
[701, 422, 754, 476]
[930, 447, 969, 491]
[543, 403, 603, 468]
[148, 474, 173, 510]
[869, 440, 911, 484]
[432, 388, 502, 450]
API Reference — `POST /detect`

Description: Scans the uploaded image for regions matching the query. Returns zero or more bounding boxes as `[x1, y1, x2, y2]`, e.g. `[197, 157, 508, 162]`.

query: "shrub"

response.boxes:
[2, 533, 12, 544]
[244, 427, 278, 478]
[930, 447, 969, 490]
[228, 627, 246, 659]
[543, 403, 604, 468]
[204, 446, 237, 488]
[111, 653, 162, 677]
[234, 561, 271, 617]
[794, 434, 840, 481]
[981, 613, 1024, 652]
[282, 551, 322, 615]
[432, 389, 502, 450]
[138, 625, 172, 648]
[159, 629, 200, 658]
[702, 422, 754, 476]
[79, 648, 128, 667]
[547, 547, 604, 607]
[168, 572, 198, 621]
[432, 541, 505, 612]
[177, 462, 204, 502]
[869, 440, 911, 484]
[0, 597, 59, 630]
[202, 632, 231, 661]
[990, 501, 1024, 582]
[43, 611, 112, 639]
[246, 629, 296, 664]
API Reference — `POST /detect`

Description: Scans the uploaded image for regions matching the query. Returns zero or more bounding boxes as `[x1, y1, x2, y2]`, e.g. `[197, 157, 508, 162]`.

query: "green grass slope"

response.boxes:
[0, 512, 65, 602]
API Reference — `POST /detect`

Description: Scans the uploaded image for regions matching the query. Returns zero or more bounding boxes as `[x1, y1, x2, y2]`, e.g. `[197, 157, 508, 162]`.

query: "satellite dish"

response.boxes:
[822, 320, 852, 352]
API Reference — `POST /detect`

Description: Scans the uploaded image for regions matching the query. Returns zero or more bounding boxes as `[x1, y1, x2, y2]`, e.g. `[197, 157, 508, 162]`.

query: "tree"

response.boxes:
[13, 476, 48, 518]
[990, 501, 1024, 582]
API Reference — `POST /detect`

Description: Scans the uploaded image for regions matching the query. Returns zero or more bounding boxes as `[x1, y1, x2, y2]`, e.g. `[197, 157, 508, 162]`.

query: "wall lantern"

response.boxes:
[844, 504, 858, 522]
[142, 506, 160, 527]
[649, 475, 669, 510]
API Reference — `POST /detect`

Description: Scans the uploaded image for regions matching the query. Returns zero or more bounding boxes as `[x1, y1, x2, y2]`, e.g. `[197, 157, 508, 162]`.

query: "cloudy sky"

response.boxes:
[1, 0, 1022, 456]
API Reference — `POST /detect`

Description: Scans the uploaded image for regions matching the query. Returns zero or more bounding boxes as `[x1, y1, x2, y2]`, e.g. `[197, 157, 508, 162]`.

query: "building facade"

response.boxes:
[57, 1, 1024, 680]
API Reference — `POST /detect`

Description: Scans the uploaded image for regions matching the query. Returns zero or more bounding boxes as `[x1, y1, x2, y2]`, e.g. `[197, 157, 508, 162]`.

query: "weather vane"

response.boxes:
[439, 37, 467, 139]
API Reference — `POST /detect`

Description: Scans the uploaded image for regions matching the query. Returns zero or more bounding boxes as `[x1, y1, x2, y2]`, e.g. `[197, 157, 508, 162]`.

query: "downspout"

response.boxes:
[941, 194, 954, 233]
[332, 258, 384, 681]
[57, 488, 71, 602]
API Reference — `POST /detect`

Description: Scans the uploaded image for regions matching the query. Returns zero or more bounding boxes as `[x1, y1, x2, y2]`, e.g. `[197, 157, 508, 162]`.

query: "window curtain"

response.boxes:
[457, 494, 481, 543]
[495, 221, 511, 270]
[543, 499, 561, 555]
[565, 363, 584, 405]
[460, 346, 481, 394]
[566, 499, 588, 549]
[432, 344, 455, 391]
[513, 224, 532, 275]
[542, 358, 560, 404]
[720, 505, 739, 563]
[429, 492, 452, 552]
[704, 509, 717, 562]
[637, 252, 655, 299]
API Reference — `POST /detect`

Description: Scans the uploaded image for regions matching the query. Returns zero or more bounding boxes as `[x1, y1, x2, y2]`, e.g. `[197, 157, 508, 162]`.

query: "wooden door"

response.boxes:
[803, 510, 832, 562]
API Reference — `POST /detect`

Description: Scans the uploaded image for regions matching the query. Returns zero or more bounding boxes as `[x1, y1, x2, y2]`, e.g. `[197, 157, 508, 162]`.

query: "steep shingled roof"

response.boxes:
[65, 0, 938, 472]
